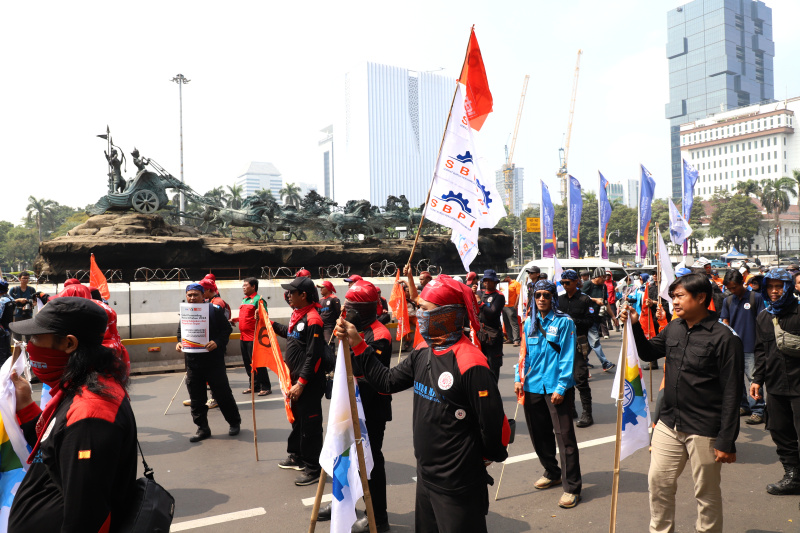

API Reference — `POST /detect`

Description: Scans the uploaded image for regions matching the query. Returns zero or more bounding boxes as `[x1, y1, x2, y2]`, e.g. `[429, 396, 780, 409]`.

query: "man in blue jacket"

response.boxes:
[515, 279, 582, 509]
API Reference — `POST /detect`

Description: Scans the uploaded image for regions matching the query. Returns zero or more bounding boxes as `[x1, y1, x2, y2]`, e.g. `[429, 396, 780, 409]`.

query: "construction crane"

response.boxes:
[502, 74, 530, 213]
[557, 49, 582, 202]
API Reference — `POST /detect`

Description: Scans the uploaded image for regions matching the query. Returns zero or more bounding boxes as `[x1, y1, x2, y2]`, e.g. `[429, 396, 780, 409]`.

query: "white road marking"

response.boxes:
[300, 436, 619, 506]
[170, 507, 266, 531]
[505, 434, 617, 465]
[234, 396, 283, 406]
[301, 493, 333, 506]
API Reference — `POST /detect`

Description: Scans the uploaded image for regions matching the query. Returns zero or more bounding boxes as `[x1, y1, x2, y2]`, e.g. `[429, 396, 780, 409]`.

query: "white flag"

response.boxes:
[319, 342, 373, 533]
[0, 350, 32, 530]
[610, 320, 652, 461]
[425, 82, 502, 271]
[668, 199, 692, 246]
[553, 256, 566, 296]
[657, 227, 675, 304]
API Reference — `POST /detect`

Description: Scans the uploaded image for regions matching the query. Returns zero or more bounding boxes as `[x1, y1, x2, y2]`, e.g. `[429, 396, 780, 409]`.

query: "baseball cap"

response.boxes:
[344, 275, 363, 283]
[10, 297, 107, 345]
[295, 269, 311, 278]
[280, 277, 319, 303]
[525, 265, 541, 274]
[316, 280, 335, 293]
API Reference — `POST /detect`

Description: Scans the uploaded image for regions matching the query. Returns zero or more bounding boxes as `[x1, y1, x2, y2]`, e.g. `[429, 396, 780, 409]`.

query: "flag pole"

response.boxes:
[163, 372, 187, 415]
[341, 336, 378, 533]
[251, 370, 259, 461]
[307, 470, 329, 533]
[598, 173, 603, 260]
[407, 26, 475, 269]
[609, 319, 629, 533]
[493, 401, 520, 501]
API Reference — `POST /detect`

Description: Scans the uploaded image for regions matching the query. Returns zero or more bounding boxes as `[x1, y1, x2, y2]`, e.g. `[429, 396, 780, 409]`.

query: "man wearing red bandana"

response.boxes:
[335, 274, 510, 533]
[7, 297, 137, 532]
[272, 276, 326, 486]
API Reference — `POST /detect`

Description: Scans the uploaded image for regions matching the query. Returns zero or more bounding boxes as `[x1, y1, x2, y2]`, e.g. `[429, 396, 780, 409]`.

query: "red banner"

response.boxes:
[89, 254, 110, 300]
[459, 28, 493, 131]
[388, 272, 409, 341]
[252, 303, 294, 424]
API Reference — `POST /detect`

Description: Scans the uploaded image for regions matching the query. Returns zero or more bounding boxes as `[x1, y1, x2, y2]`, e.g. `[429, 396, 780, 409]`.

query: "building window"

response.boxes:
[749, 169, 752, 176]
[749, 155, 752, 163]
[755, 168, 758, 175]
[692, 152, 695, 160]
[767, 138, 771, 147]
[748, 142, 752, 149]
[761, 139, 764, 148]
[762, 166, 765, 174]
[713, 148, 716, 156]
[736, 145, 739, 152]
[771, 119, 774, 126]
[725, 172, 728, 178]
[737, 170, 740, 177]
[775, 164, 778, 172]
[714, 161, 716, 168]
[775, 151, 778, 159]
[768, 153, 771, 160]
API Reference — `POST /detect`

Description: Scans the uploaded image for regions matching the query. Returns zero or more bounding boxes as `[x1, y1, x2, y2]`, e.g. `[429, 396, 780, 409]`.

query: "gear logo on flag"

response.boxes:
[441, 191, 472, 213]
[475, 179, 492, 207]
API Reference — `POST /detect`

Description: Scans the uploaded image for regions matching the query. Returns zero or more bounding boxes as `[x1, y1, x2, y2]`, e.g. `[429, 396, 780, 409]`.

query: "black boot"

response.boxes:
[316, 503, 331, 522]
[576, 401, 593, 428]
[767, 465, 800, 495]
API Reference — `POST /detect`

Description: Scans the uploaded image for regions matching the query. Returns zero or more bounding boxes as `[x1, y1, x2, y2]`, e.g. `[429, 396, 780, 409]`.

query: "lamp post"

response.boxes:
[171, 73, 190, 224]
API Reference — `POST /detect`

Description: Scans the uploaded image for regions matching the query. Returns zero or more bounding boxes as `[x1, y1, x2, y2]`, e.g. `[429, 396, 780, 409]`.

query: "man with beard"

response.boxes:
[317, 280, 392, 532]
[335, 275, 509, 533]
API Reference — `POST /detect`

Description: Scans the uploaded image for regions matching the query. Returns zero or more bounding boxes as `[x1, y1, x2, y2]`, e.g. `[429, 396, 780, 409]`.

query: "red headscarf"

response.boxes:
[420, 274, 480, 346]
[63, 278, 81, 287]
[345, 280, 379, 302]
[199, 274, 218, 294]
[317, 280, 335, 294]
[54, 283, 93, 299]
[296, 269, 311, 277]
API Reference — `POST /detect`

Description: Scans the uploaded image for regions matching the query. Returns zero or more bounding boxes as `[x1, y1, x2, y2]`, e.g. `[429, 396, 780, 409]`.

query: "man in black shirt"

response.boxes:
[176, 283, 241, 443]
[316, 280, 341, 343]
[621, 273, 743, 532]
[10, 271, 35, 341]
[581, 268, 614, 372]
[272, 276, 326, 486]
[752, 269, 800, 496]
[478, 269, 505, 381]
[336, 274, 509, 533]
[558, 269, 595, 428]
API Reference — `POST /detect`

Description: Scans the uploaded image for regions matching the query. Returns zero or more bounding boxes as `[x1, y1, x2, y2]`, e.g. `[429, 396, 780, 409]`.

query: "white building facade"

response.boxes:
[495, 165, 524, 216]
[627, 179, 639, 209]
[333, 62, 454, 208]
[680, 97, 799, 200]
[236, 162, 283, 200]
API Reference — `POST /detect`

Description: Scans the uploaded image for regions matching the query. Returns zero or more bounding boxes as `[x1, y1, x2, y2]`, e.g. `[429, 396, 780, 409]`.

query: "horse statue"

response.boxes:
[327, 200, 374, 240]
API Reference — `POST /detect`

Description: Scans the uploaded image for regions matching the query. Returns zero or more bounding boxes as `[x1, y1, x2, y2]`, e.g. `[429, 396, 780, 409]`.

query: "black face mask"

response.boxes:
[344, 301, 377, 332]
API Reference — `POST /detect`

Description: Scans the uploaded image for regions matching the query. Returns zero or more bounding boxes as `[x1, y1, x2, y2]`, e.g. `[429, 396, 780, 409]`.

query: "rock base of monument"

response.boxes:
[36, 214, 513, 281]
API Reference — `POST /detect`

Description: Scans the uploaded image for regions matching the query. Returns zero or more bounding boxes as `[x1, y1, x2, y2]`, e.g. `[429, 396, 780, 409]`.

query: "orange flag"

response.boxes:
[640, 300, 656, 339]
[388, 272, 410, 341]
[459, 27, 493, 131]
[252, 303, 294, 424]
[89, 253, 110, 300]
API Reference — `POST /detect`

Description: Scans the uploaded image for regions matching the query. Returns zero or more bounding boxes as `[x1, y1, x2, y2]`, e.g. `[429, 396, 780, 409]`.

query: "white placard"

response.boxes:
[180, 303, 210, 353]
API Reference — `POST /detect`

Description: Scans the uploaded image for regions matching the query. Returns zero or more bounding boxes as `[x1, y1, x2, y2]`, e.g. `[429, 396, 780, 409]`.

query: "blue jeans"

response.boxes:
[588, 323, 610, 366]
[741, 352, 765, 416]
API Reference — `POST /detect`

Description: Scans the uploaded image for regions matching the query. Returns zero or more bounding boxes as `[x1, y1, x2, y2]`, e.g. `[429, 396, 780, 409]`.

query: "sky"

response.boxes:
[2, 0, 799, 226]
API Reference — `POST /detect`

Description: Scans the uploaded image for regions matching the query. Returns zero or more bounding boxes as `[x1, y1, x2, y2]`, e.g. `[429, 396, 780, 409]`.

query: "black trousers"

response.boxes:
[487, 355, 502, 383]
[766, 393, 800, 468]
[414, 479, 489, 533]
[523, 388, 582, 494]
[0, 333, 10, 368]
[364, 408, 388, 524]
[240, 340, 271, 392]
[287, 380, 324, 475]
[573, 348, 591, 405]
[185, 356, 241, 429]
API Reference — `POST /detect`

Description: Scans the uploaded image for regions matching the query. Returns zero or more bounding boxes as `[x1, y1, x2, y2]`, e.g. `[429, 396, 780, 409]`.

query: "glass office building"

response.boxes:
[665, 0, 774, 198]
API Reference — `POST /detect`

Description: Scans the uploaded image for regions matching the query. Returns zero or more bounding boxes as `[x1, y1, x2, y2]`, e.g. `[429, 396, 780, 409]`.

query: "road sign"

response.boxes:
[526, 217, 540, 232]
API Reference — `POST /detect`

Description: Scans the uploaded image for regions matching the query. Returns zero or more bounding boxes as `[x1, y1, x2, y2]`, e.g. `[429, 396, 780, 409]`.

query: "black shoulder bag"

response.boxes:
[117, 440, 175, 533]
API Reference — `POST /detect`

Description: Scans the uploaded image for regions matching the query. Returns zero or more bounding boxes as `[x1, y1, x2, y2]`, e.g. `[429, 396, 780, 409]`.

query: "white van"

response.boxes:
[515, 258, 629, 286]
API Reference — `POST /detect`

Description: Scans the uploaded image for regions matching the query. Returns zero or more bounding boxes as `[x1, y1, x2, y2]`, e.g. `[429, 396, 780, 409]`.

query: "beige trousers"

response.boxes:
[648, 420, 723, 533]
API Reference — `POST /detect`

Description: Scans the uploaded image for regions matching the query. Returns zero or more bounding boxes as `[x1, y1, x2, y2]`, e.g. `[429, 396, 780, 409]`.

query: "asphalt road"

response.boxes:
[81, 330, 800, 532]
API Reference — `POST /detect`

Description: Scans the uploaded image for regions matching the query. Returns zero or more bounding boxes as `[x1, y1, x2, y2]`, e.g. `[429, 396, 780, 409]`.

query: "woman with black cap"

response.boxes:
[477, 269, 505, 381]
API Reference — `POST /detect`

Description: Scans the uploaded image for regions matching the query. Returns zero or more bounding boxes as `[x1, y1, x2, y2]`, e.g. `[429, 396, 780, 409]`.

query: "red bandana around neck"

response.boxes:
[288, 303, 321, 333]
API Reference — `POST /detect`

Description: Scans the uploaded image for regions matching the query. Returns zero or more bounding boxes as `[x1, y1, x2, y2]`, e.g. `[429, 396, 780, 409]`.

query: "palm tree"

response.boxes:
[280, 182, 302, 207]
[25, 196, 56, 243]
[735, 179, 763, 197]
[790, 168, 800, 244]
[203, 186, 226, 207]
[226, 183, 244, 209]
[254, 188, 274, 202]
[761, 177, 798, 259]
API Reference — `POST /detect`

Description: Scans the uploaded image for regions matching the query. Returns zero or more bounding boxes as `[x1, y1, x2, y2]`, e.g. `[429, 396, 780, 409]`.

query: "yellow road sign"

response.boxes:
[526, 217, 541, 232]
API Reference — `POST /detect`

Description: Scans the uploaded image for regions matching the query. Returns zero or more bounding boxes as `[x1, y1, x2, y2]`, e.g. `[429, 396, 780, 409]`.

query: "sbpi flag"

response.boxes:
[319, 342, 373, 533]
[611, 320, 652, 460]
[668, 199, 692, 246]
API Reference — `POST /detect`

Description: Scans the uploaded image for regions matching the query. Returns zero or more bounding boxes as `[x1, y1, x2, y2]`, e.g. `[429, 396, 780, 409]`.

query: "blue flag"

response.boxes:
[637, 165, 656, 261]
[682, 159, 698, 221]
[541, 180, 556, 258]
[568, 175, 582, 259]
[668, 199, 692, 246]
[599, 172, 612, 260]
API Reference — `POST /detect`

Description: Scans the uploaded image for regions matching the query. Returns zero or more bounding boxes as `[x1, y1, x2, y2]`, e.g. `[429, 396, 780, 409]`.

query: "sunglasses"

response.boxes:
[534, 292, 553, 300]
[561, 279, 574, 284]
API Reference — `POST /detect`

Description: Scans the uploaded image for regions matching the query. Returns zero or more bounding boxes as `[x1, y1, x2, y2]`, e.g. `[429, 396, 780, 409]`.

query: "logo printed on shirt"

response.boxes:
[297, 322, 305, 332]
[488, 297, 493, 303]
[478, 390, 489, 397]
[438, 372, 454, 390]
[589, 307, 594, 314]
[744, 303, 751, 310]
[455, 409, 466, 420]
[78, 450, 91, 460]
[548, 325, 558, 335]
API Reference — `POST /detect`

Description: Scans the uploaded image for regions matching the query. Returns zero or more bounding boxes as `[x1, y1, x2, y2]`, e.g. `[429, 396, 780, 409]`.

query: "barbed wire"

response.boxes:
[415, 259, 440, 276]
[65, 269, 123, 282]
[317, 264, 350, 278]
[260, 266, 294, 280]
[133, 268, 190, 282]
[369, 260, 397, 278]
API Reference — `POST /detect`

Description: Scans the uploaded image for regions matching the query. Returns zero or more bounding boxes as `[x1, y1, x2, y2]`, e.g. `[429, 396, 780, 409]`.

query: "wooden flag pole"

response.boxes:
[307, 470, 328, 533]
[493, 400, 520, 501]
[397, 337, 403, 365]
[163, 372, 187, 415]
[251, 370, 259, 461]
[341, 337, 378, 533]
[407, 26, 475, 268]
[609, 320, 629, 533]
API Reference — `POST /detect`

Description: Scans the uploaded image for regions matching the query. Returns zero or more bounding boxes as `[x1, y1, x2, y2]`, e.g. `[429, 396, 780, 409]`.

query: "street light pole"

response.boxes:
[171, 73, 190, 224]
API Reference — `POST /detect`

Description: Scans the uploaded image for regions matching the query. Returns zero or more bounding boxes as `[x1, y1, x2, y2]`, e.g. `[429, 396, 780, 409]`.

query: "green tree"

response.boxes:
[203, 186, 226, 207]
[789, 168, 800, 239]
[761, 177, 797, 258]
[254, 188, 274, 202]
[280, 182, 302, 207]
[707, 192, 762, 254]
[606, 201, 637, 253]
[25, 196, 56, 243]
[225, 183, 244, 210]
[0, 226, 38, 270]
[51, 211, 90, 237]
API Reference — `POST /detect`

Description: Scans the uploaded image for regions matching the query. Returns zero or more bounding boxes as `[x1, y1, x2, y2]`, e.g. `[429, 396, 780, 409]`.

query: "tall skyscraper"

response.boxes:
[333, 62, 454, 208]
[627, 179, 639, 209]
[319, 125, 334, 199]
[665, 0, 774, 198]
[495, 165, 524, 216]
[607, 182, 624, 205]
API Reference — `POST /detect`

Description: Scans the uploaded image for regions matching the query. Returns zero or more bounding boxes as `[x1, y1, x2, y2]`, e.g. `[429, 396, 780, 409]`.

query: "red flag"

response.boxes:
[252, 303, 294, 424]
[459, 28, 493, 131]
[388, 272, 410, 341]
[640, 300, 656, 340]
[89, 254, 110, 301]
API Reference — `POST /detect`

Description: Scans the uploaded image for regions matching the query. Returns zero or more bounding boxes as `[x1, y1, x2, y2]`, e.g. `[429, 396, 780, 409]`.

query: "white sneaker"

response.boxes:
[206, 399, 218, 409]
[182, 399, 191, 406]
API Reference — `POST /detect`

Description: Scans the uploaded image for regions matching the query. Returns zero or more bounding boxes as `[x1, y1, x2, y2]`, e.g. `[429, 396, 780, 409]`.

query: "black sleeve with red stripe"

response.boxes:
[462, 365, 510, 463]
[353, 341, 416, 394]
[298, 314, 325, 385]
